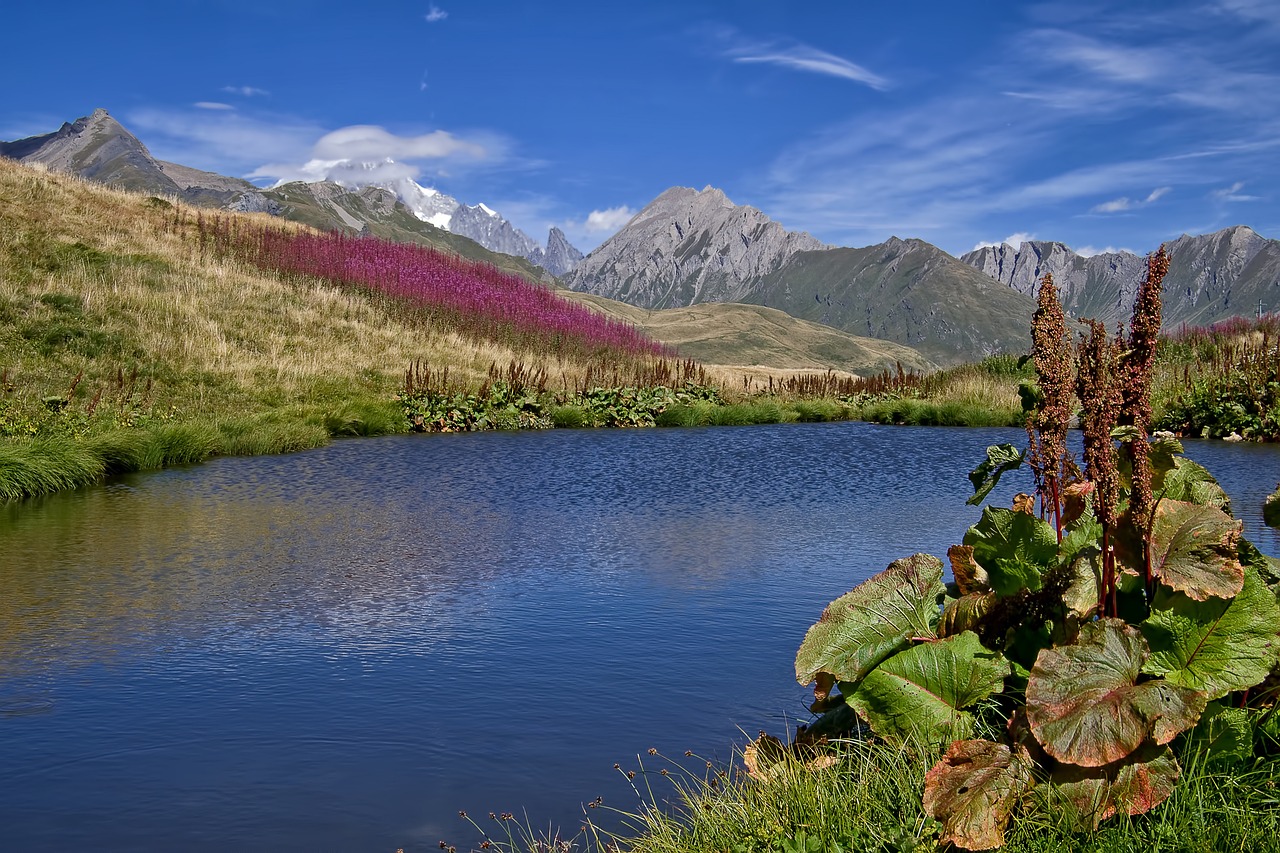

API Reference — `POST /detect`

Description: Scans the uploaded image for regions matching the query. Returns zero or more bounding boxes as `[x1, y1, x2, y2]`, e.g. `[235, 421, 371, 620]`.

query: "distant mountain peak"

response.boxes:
[566, 183, 829, 310]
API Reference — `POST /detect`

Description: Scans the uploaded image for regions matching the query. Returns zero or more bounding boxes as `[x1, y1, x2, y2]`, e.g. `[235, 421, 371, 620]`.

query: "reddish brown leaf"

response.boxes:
[923, 739, 1033, 851]
[948, 544, 989, 596]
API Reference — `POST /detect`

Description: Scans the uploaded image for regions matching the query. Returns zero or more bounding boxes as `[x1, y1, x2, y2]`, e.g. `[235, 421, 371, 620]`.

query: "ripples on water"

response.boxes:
[1, 424, 1276, 851]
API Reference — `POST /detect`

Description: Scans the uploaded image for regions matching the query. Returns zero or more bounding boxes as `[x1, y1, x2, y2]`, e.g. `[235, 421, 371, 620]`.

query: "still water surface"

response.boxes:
[2, 423, 1277, 852]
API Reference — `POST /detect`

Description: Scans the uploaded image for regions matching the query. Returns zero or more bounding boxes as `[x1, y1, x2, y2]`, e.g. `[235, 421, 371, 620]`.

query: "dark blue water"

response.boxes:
[1, 424, 1276, 852]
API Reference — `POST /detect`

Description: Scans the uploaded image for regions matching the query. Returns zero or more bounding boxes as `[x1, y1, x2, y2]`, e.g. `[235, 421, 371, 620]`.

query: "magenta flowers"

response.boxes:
[205, 218, 671, 361]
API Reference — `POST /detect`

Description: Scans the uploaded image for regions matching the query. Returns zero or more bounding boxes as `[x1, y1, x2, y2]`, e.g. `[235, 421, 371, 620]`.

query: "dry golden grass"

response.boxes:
[563, 292, 934, 376]
[0, 159, 671, 418]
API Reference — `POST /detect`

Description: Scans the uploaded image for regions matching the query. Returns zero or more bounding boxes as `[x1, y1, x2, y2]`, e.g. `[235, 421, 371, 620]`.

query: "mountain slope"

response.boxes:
[563, 294, 934, 374]
[565, 186, 828, 307]
[569, 187, 1034, 364]
[961, 226, 1280, 328]
[752, 239, 1033, 364]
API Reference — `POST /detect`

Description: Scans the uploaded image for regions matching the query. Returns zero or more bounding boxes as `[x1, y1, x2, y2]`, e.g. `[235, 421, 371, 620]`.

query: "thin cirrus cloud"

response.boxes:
[749, 0, 1280, 254]
[1091, 187, 1172, 214]
[424, 5, 447, 23]
[714, 27, 888, 91]
[1212, 181, 1261, 201]
[221, 85, 270, 98]
[194, 102, 234, 111]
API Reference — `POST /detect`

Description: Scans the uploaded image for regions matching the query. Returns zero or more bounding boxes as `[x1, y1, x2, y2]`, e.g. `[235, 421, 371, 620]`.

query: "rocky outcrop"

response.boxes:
[532, 226, 584, 277]
[448, 202, 542, 260]
[960, 226, 1280, 329]
[565, 186, 828, 308]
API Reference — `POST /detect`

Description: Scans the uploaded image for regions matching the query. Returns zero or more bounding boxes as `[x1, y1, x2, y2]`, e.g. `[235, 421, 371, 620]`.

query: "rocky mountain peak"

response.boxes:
[566, 184, 828, 309]
[531, 226, 585, 277]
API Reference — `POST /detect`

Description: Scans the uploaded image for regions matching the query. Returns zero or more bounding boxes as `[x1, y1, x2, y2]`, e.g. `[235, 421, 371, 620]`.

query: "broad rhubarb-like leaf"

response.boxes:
[844, 631, 1009, 745]
[963, 507, 1058, 597]
[967, 444, 1024, 506]
[795, 554, 944, 688]
[923, 739, 1033, 851]
[1159, 457, 1231, 511]
[1150, 500, 1244, 601]
[1142, 566, 1280, 699]
[1050, 742, 1181, 829]
[1026, 619, 1206, 767]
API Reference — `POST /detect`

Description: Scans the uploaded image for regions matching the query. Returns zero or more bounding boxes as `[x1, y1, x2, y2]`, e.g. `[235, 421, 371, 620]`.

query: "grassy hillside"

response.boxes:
[0, 160, 669, 449]
[260, 180, 555, 284]
[564, 293, 935, 375]
[753, 239, 1035, 365]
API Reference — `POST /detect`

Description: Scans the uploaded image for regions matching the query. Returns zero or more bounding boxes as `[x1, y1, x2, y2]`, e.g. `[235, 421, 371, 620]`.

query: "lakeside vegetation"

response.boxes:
[440, 263, 1280, 853]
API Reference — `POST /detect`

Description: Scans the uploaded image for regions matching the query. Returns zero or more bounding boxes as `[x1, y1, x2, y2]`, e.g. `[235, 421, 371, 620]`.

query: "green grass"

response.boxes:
[443, 742, 1280, 853]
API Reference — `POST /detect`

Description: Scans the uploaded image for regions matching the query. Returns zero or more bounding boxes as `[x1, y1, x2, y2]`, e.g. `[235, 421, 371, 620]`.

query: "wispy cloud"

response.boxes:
[730, 45, 889, 89]
[1212, 180, 1262, 201]
[746, 0, 1280, 253]
[221, 85, 269, 98]
[194, 102, 234, 111]
[712, 26, 888, 90]
[1091, 186, 1171, 213]
[424, 5, 447, 23]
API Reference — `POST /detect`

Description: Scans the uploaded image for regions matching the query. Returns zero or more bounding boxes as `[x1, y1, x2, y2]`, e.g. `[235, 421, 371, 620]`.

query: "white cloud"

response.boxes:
[1076, 245, 1135, 257]
[194, 102, 233, 111]
[1090, 188, 1170, 213]
[311, 125, 486, 162]
[124, 107, 499, 188]
[1092, 197, 1135, 213]
[731, 46, 889, 90]
[584, 206, 637, 234]
[972, 232, 1037, 251]
[221, 85, 269, 97]
[425, 5, 448, 22]
[1212, 180, 1262, 201]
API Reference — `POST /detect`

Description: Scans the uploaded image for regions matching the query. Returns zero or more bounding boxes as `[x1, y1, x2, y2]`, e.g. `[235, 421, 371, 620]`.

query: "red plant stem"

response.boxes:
[1049, 477, 1063, 542]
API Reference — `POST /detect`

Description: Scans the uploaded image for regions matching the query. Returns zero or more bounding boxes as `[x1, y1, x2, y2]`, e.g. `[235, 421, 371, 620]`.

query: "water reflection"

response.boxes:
[1, 423, 1276, 851]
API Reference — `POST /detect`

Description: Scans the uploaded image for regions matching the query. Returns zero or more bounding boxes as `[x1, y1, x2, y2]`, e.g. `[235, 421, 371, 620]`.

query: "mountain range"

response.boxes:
[961, 228, 1280, 329]
[0, 109, 584, 277]
[565, 186, 1036, 364]
[4, 109, 1277, 368]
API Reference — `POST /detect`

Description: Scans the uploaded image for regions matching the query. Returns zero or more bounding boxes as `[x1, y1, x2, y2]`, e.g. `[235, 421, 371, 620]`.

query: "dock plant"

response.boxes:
[788, 248, 1280, 850]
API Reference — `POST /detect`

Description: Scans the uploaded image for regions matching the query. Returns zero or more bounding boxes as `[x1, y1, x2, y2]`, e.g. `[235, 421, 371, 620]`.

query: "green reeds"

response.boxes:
[0, 436, 105, 501]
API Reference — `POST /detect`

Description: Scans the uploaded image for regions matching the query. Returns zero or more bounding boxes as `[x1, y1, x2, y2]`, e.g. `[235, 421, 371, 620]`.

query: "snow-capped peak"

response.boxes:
[477, 202, 497, 217]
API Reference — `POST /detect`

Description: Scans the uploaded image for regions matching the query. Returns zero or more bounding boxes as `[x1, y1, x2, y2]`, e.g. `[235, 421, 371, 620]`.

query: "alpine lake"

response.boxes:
[3, 422, 1278, 852]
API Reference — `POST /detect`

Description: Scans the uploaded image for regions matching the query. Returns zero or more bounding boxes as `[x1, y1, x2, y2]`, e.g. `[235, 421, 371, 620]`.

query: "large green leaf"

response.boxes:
[844, 631, 1009, 745]
[1159, 457, 1231, 511]
[967, 444, 1024, 506]
[795, 554, 944, 688]
[1049, 743, 1181, 830]
[1150, 500, 1244, 601]
[963, 507, 1059, 597]
[1184, 703, 1255, 767]
[923, 739, 1033, 851]
[1142, 566, 1280, 699]
[1026, 619, 1206, 767]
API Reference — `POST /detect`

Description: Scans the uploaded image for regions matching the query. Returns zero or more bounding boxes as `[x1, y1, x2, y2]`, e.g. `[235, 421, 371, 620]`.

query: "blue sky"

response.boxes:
[3, 0, 1278, 257]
